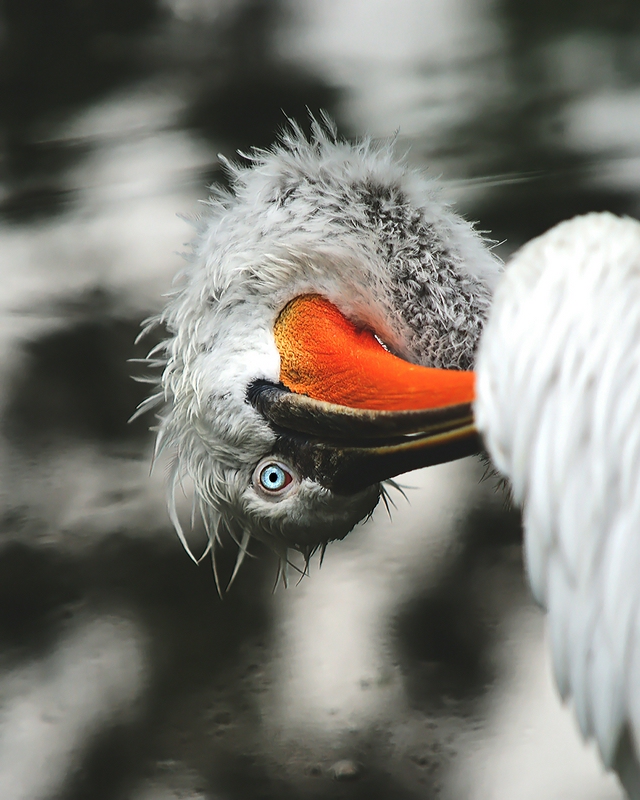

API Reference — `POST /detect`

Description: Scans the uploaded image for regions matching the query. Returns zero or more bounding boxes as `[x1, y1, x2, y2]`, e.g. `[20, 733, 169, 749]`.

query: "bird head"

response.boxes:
[141, 121, 501, 576]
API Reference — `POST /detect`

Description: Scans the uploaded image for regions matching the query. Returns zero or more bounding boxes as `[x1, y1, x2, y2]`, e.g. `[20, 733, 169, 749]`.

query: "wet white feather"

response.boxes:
[475, 212, 640, 787]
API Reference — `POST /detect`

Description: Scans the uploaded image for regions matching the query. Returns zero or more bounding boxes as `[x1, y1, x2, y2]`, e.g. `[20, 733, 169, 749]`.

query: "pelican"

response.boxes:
[143, 121, 640, 792]
[139, 119, 500, 582]
[475, 212, 640, 797]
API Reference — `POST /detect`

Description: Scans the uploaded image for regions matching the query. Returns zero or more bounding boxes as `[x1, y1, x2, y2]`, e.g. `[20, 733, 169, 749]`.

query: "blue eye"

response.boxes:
[258, 463, 292, 492]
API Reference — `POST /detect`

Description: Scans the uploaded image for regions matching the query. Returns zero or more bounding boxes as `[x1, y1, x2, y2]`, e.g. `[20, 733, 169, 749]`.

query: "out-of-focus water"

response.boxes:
[0, 1, 638, 797]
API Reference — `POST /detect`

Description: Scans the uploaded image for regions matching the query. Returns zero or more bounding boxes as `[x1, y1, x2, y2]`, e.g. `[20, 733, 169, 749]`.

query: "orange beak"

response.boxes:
[274, 294, 475, 411]
[248, 294, 481, 494]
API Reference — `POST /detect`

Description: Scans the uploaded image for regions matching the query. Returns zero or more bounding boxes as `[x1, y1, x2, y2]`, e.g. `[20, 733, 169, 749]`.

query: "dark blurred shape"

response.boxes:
[0, 0, 164, 219]
[394, 502, 523, 708]
[476, 172, 636, 245]
[0, 541, 80, 654]
[0, 183, 79, 223]
[184, 0, 343, 156]
[502, 0, 640, 38]
[0, 530, 275, 800]
[433, 0, 640, 243]
[0, 0, 344, 220]
[4, 290, 160, 447]
[63, 533, 274, 800]
[62, 719, 142, 800]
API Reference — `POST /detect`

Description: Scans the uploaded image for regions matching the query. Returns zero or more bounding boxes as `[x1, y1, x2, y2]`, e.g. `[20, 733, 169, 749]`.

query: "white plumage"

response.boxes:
[144, 121, 498, 574]
[475, 212, 640, 795]
[145, 122, 640, 792]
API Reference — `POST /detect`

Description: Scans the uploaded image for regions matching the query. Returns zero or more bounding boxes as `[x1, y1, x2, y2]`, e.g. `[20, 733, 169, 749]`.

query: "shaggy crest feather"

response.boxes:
[138, 118, 500, 587]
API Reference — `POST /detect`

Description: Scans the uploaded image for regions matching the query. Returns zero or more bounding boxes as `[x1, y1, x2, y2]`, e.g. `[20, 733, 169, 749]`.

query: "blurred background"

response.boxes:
[0, 1, 638, 797]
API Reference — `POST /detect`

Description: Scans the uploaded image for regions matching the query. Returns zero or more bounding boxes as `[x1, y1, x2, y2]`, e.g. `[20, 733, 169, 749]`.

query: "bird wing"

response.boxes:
[475, 212, 640, 777]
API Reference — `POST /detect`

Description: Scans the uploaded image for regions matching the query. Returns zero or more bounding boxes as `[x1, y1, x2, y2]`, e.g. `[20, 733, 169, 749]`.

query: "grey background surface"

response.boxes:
[0, 1, 638, 797]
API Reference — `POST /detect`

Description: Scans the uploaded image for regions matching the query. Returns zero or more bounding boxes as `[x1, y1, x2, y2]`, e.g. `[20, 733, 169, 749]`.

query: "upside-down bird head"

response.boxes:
[138, 119, 501, 581]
